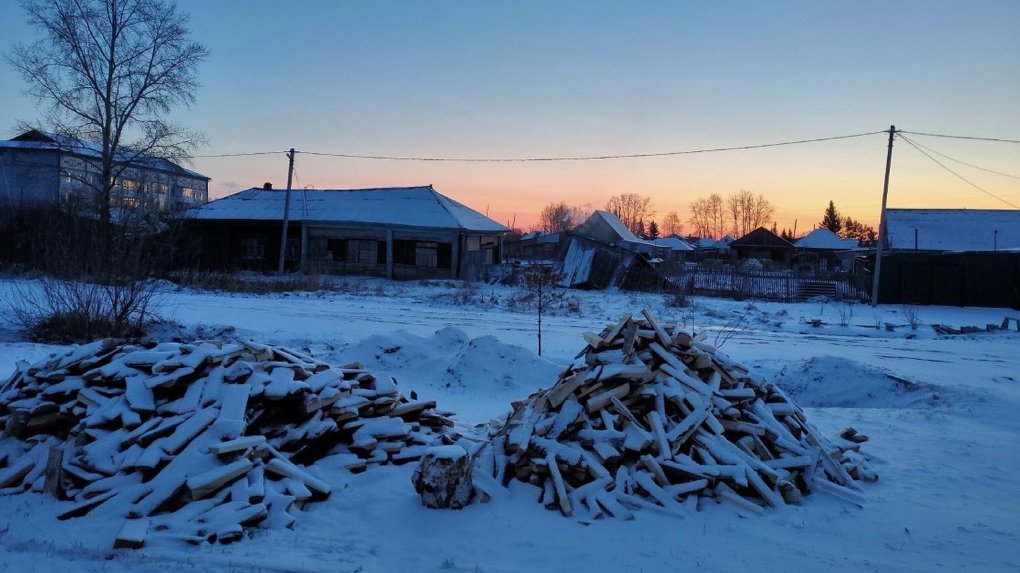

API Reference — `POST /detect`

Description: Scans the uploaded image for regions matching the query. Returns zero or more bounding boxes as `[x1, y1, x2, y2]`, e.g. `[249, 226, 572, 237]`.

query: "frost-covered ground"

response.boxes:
[0, 277, 1018, 572]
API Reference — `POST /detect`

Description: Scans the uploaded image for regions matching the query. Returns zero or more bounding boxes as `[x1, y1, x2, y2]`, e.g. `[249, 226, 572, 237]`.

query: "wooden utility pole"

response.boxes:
[277, 148, 296, 274]
[870, 126, 896, 306]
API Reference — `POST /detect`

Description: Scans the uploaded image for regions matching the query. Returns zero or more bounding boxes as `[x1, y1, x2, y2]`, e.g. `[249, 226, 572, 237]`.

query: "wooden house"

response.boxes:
[187, 185, 507, 280]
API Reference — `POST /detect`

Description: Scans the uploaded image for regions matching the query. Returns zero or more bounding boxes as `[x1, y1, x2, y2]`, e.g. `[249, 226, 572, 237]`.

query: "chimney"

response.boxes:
[263, 182, 273, 190]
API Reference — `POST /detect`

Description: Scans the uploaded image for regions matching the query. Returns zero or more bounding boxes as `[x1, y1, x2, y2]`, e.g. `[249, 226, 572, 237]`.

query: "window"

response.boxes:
[393, 240, 416, 265]
[181, 187, 196, 200]
[327, 239, 347, 262]
[240, 237, 265, 260]
[415, 241, 438, 268]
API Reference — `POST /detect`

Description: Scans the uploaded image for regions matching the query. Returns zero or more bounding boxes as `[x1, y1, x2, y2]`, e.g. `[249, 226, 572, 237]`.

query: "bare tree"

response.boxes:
[688, 193, 726, 238]
[726, 190, 774, 237]
[605, 193, 654, 235]
[538, 201, 586, 233]
[9, 0, 209, 231]
[660, 211, 682, 236]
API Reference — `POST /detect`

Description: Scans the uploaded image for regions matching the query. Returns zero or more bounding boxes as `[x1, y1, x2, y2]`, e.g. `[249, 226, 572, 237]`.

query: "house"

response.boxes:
[505, 231, 562, 261]
[572, 210, 665, 256]
[883, 209, 1020, 251]
[872, 209, 1020, 308]
[652, 235, 694, 261]
[557, 211, 668, 290]
[729, 227, 794, 265]
[186, 185, 507, 280]
[0, 129, 209, 214]
[793, 228, 860, 271]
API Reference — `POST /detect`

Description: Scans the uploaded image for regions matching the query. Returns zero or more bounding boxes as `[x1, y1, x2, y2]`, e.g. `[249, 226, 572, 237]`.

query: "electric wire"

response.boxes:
[191, 151, 287, 158]
[899, 131, 1020, 145]
[899, 134, 1019, 209]
[297, 131, 886, 162]
[898, 137, 1020, 181]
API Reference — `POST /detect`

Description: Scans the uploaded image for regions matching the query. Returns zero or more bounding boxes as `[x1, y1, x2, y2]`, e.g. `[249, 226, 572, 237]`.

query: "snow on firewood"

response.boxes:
[471, 310, 877, 519]
[0, 337, 456, 547]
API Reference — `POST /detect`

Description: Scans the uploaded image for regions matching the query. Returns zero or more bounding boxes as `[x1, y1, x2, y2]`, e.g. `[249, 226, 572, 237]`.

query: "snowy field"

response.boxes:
[1, 277, 1018, 572]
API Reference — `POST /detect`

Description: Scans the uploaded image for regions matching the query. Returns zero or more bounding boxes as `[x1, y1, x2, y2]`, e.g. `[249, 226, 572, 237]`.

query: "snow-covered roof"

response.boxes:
[593, 210, 642, 242]
[190, 186, 508, 232]
[652, 237, 694, 251]
[795, 228, 859, 250]
[884, 209, 1020, 251]
[2, 130, 208, 180]
[693, 235, 733, 249]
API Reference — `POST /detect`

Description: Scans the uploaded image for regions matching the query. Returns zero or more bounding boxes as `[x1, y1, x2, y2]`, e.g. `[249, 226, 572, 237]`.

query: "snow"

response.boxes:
[1, 277, 1019, 571]
[885, 208, 1020, 251]
[189, 186, 508, 232]
[794, 228, 860, 250]
[652, 236, 694, 251]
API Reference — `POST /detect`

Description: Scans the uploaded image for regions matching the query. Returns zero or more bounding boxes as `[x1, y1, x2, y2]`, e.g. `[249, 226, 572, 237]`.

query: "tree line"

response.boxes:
[534, 193, 876, 246]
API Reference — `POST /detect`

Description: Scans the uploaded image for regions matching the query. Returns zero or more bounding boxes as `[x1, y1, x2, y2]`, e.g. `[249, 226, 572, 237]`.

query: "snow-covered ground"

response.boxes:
[1, 277, 1018, 572]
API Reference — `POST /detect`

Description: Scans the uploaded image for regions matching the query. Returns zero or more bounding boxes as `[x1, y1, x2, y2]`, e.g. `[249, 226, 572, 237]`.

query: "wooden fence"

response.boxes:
[664, 268, 868, 302]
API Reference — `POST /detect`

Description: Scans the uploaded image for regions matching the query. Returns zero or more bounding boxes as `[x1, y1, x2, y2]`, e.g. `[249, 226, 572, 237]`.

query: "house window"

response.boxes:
[181, 187, 196, 200]
[240, 237, 265, 260]
[327, 239, 347, 262]
[350, 239, 378, 264]
[377, 241, 387, 265]
[416, 241, 438, 268]
[393, 240, 416, 265]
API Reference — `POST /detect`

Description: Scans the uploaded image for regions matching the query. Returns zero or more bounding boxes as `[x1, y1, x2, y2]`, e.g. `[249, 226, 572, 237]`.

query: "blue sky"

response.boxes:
[2, 0, 1018, 230]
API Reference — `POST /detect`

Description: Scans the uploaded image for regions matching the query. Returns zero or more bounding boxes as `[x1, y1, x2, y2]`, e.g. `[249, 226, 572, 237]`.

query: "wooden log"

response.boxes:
[546, 453, 572, 517]
[0, 456, 35, 488]
[586, 383, 630, 413]
[43, 446, 64, 497]
[641, 309, 673, 347]
[114, 518, 149, 549]
[543, 373, 585, 410]
[411, 445, 474, 510]
[715, 482, 764, 515]
[57, 490, 117, 520]
[186, 459, 254, 500]
[209, 436, 266, 456]
[265, 457, 331, 498]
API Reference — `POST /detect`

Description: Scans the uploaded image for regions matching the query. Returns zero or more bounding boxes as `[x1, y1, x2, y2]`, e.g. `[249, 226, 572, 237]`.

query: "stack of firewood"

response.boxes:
[0, 338, 454, 546]
[472, 310, 876, 519]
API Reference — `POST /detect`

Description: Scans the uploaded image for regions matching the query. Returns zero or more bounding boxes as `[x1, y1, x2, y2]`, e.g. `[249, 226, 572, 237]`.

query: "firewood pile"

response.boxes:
[0, 338, 454, 546]
[473, 310, 876, 519]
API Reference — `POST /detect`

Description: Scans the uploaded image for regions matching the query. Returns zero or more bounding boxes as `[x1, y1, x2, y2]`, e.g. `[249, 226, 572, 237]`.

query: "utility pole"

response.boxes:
[871, 126, 896, 306]
[277, 148, 296, 274]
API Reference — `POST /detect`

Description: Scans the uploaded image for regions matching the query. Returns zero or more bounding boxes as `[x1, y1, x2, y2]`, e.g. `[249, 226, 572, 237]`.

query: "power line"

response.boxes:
[192, 151, 287, 158]
[900, 137, 1020, 180]
[298, 131, 886, 162]
[899, 131, 1020, 145]
[899, 134, 1019, 209]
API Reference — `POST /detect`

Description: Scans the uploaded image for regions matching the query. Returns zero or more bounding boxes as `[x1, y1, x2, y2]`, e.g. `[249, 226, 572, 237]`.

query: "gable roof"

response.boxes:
[795, 228, 859, 250]
[652, 236, 694, 251]
[730, 227, 793, 248]
[884, 208, 1020, 251]
[189, 186, 508, 232]
[2, 129, 208, 180]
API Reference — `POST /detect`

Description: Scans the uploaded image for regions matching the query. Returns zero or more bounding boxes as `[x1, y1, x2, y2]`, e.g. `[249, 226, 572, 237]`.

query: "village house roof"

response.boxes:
[189, 185, 508, 233]
[794, 228, 859, 250]
[574, 210, 659, 251]
[884, 209, 1020, 251]
[1, 129, 208, 180]
[652, 236, 694, 251]
[730, 227, 793, 249]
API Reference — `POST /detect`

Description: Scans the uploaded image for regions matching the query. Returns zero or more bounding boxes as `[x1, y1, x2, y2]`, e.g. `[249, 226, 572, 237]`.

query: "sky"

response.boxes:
[1, 0, 1019, 234]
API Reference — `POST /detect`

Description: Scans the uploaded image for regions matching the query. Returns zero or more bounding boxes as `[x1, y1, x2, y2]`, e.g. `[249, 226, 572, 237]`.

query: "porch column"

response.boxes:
[452, 233, 462, 279]
[300, 223, 308, 273]
[386, 229, 394, 280]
